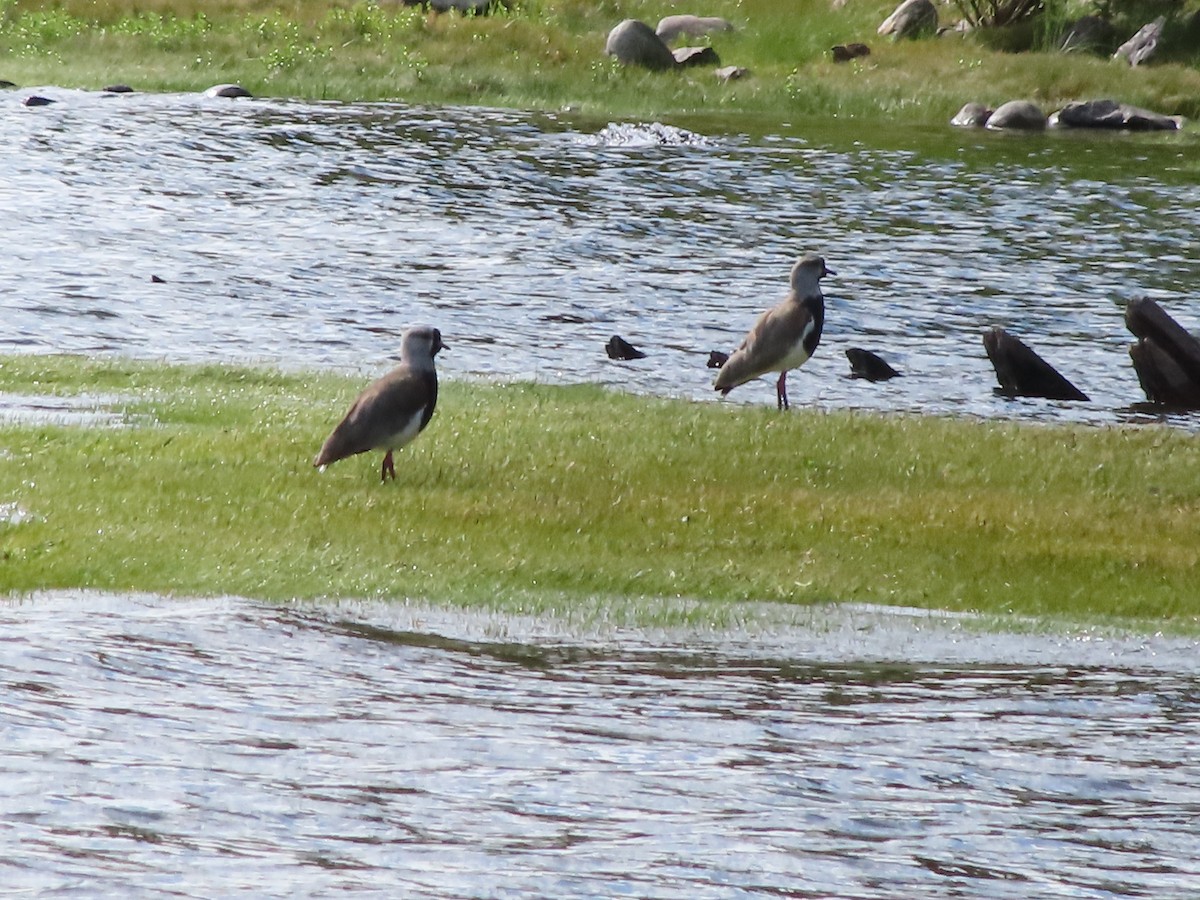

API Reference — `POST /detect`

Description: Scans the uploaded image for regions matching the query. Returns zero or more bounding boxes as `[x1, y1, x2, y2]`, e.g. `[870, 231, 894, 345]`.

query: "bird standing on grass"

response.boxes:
[314, 325, 445, 482]
[713, 253, 833, 410]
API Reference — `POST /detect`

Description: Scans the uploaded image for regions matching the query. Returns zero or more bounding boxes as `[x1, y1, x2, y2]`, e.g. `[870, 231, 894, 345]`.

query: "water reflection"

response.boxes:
[1, 91, 1199, 430]
[2, 592, 1198, 897]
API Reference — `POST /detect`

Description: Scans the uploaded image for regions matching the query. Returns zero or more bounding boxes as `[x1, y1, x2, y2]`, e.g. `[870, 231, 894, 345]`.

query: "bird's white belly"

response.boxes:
[773, 333, 813, 372]
[376, 409, 424, 450]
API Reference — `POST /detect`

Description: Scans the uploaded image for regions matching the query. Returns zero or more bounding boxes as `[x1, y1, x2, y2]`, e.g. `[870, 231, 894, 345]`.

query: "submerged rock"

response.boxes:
[951, 101, 993, 127]
[605, 335, 647, 361]
[1049, 99, 1180, 131]
[204, 84, 252, 99]
[985, 100, 1047, 131]
[982, 328, 1088, 401]
[1126, 297, 1200, 408]
[845, 348, 901, 382]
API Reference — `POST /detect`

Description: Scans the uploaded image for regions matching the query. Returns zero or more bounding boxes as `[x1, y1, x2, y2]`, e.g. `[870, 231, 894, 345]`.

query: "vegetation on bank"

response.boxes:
[1, 355, 1198, 629]
[1, 0, 1199, 124]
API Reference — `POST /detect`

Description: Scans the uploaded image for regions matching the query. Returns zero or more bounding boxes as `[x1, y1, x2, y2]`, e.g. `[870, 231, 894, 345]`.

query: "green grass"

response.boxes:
[2, 355, 1199, 630]
[1, 0, 1198, 124]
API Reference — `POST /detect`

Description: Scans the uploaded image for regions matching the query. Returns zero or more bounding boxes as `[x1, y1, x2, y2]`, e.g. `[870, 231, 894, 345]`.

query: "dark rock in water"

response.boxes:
[831, 43, 871, 62]
[878, 0, 938, 40]
[673, 46, 721, 68]
[605, 20, 677, 71]
[707, 350, 730, 369]
[982, 327, 1088, 401]
[986, 100, 1047, 131]
[22, 95, 55, 107]
[151, 274, 166, 284]
[606, 335, 647, 361]
[103, 84, 135, 93]
[1049, 99, 1180, 132]
[951, 102, 993, 127]
[655, 15, 733, 45]
[1130, 340, 1200, 408]
[0, 80, 19, 90]
[1126, 298, 1200, 408]
[845, 348, 901, 382]
[204, 84, 252, 99]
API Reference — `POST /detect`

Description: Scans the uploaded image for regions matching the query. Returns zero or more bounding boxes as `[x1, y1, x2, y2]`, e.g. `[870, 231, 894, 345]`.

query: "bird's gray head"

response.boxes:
[790, 254, 833, 294]
[400, 325, 446, 363]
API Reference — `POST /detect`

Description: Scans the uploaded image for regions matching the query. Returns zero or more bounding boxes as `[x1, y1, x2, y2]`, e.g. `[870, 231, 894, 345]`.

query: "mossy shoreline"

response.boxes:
[2, 0, 1199, 126]
[1, 355, 1198, 632]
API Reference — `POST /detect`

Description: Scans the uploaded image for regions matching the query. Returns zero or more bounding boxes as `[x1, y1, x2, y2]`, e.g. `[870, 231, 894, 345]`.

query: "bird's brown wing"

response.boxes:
[313, 366, 435, 467]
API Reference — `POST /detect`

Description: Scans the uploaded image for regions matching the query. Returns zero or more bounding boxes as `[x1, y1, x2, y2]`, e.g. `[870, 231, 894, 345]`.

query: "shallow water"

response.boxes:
[5, 91, 1200, 897]
[2, 88, 1199, 426]
[3, 592, 1199, 898]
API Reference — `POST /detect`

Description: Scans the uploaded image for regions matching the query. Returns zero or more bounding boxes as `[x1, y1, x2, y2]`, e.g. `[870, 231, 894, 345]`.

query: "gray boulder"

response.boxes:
[674, 46, 721, 68]
[951, 102, 993, 127]
[878, 0, 938, 40]
[985, 100, 1047, 131]
[715, 65, 748, 82]
[655, 15, 733, 45]
[606, 19, 677, 71]
[1049, 99, 1181, 131]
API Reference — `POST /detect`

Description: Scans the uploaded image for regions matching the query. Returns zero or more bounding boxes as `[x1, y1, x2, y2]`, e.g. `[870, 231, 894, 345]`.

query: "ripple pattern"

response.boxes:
[2, 593, 1199, 897]
[1, 92, 1199, 426]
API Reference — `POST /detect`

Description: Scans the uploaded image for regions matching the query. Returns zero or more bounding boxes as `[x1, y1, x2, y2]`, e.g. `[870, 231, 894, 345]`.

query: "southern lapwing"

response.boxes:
[314, 325, 445, 481]
[714, 254, 832, 410]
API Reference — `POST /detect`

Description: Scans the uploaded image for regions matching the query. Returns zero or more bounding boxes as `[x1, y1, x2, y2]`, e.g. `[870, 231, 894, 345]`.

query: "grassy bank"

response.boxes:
[2, 0, 1199, 125]
[1, 355, 1198, 629]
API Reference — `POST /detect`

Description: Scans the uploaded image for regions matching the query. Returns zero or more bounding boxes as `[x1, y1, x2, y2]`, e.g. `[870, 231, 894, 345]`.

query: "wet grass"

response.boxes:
[1, 355, 1199, 630]
[0, 0, 1198, 123]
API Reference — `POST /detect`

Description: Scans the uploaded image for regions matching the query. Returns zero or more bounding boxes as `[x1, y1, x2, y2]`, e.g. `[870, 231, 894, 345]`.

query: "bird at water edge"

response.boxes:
[313, 325, 446, 482]
[713, 253, 833, 410]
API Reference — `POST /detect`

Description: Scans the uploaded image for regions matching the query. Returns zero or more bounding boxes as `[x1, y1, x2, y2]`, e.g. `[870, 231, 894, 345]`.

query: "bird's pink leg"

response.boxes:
[776, 372, 790, 411]
[380, 450, 396, 482]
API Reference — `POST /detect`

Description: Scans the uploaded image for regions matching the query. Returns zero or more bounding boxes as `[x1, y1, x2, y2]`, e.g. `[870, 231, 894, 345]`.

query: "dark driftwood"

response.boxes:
[982, 327, 1088, 401]
[1129, 340, 1200, 408]
[845, 348, 901, 382]
[605, 335, 646, 361]
[1125, 298, 1200, 408]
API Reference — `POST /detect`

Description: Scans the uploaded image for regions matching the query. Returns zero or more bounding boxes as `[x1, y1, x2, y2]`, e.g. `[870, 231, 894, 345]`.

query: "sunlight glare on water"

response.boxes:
[4, 90, 1200, 898]
[1, 90, 1199, 427]
[2, 592, 1199, 898]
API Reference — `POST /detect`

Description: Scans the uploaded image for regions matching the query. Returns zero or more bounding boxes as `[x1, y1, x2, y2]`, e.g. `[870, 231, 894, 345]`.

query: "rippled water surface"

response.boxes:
[3, 592, 1200, 898]
[5, 91, 1200, 897]
[3, 88, 1200, 425]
